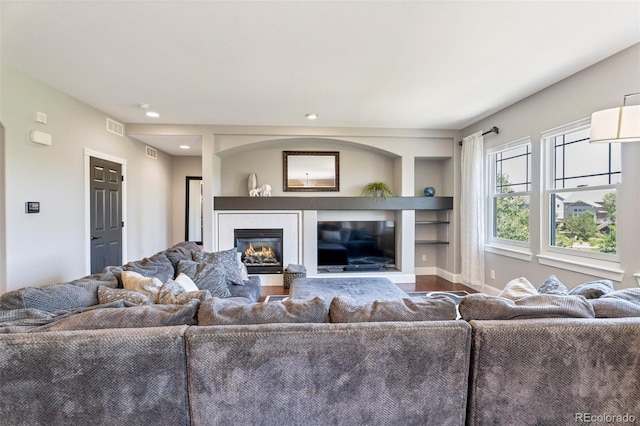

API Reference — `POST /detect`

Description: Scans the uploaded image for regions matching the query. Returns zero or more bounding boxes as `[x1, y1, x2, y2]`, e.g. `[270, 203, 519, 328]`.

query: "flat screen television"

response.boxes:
[317, 220, 396, 271]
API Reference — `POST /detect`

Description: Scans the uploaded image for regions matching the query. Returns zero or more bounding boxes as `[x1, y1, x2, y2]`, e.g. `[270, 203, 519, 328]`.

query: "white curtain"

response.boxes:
[460, 131, 485, 287]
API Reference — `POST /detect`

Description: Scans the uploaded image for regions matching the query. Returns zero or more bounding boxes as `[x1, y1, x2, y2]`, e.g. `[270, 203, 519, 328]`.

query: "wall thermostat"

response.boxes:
[26, 201, 40, 213]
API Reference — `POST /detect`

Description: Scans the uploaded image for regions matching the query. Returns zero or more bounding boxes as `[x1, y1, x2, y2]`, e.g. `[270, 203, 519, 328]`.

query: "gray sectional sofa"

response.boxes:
[1, 243, 639, 425]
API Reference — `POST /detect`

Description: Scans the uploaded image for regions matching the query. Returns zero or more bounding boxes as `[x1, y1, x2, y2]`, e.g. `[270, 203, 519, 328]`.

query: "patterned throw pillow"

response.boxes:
[538, 275, 569, 295]
[159, 279, 212, 304]
[97, 286, 154, 306]
[569, 279, 614, 299]
[177, 260, 231, 298]
[121, 271, 164, 303]
[192, 248, 245, 285]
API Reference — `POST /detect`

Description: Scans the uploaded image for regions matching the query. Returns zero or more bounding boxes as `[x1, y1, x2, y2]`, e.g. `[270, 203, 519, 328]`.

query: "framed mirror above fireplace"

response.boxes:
[283, 151, 340, 192]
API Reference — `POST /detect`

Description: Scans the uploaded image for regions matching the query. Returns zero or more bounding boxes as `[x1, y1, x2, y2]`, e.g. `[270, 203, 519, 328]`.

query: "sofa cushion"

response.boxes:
[198, 296, 328, 325]
[497, 277, 538, 301]
[0, 267, 119, 312]
[122, 252, 174, 283]
[538, 275, 569, 295]
[569, 279, 614, 299]
[34, 300, 200, 331]
[329, 295, 457, 323]
[121, 271, 164, 303]
[192, 248, 244, 285]
[226, 275, 261, 302]
[590, 298, 640, 318]
[459, 294, 595, 320]
[590, 288, 640, 317]
[177, 260, 231, 298]
[98, 286, 154, 306]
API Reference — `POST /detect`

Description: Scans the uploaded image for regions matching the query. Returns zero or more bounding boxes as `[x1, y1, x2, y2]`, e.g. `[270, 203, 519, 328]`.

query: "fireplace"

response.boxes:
[234, 228, 284, 274]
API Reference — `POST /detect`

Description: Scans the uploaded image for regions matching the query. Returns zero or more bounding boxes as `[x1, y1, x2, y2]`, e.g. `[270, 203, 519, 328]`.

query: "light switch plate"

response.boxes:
[26, 201, 40, 213]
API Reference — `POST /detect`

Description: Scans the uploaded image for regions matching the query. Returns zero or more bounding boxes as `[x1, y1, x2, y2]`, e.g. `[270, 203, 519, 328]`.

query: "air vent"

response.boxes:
[106, 117, 124, 137]
[145, 146, 158, 159]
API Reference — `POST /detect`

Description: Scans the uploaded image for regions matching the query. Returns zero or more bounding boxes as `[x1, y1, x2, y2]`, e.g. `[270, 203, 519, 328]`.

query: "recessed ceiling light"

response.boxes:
[139, 103, 159, 118]
[179, 145, 190, 150]
[306, 113, 318, 120]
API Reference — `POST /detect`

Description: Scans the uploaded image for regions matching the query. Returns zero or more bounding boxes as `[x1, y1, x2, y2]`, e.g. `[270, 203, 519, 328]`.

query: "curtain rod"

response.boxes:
[457, 126, 499, 146]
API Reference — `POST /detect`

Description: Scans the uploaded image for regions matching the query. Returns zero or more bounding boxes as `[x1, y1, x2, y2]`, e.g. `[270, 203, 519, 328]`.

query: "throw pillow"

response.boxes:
[192, 248, 245, 285]
[97, 286, 154, 306]
[158, 279, 212, 304]
[236, 252, 249, 281]
[198, 296, 328, 325]
[174, 272, 199, 292]
[569, 279, 614, 299]
[121, 271, 164, 303]
[538, 275, 569, 295]
[601, 288, 640, 304]
[458, 293, 595, 320]
[329, 295, 457, 323]
[177, 260, 231, 298]
[497, 277, 538, 301]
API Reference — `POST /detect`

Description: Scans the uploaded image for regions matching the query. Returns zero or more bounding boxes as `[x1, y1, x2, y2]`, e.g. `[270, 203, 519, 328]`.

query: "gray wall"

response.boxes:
[462, 43, 640, 290]
[1, 64, 175, 292]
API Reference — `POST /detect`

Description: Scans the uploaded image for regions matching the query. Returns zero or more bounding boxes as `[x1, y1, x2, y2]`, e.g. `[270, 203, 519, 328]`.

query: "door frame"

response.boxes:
[84, 148, 127, 275]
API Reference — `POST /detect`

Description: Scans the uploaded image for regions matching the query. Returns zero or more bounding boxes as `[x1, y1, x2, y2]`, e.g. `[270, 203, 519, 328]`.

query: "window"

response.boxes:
[487, 138, 531, 247]
[542, 119, 621, 259]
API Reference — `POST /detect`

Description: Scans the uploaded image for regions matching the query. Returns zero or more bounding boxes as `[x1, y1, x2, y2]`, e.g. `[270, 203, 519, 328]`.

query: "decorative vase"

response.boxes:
[247, 173, 258, 195]
[424, 186, 436, 197]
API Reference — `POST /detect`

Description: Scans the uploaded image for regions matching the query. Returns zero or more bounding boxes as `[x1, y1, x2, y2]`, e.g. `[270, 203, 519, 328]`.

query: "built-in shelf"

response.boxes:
[415, 240, 450, 245]
[214, 196, 454, 211]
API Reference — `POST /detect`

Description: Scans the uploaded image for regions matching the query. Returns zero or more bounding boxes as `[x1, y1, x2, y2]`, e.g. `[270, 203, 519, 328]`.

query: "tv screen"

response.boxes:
[317, 220, 395, 271]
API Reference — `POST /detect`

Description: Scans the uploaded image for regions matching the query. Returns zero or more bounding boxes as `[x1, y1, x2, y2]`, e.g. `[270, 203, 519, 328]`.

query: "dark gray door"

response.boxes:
[90, 157, 122, 273]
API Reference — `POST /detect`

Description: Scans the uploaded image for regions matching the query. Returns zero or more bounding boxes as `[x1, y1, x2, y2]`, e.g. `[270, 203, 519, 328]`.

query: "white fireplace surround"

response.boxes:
[214, 209, 416, 286]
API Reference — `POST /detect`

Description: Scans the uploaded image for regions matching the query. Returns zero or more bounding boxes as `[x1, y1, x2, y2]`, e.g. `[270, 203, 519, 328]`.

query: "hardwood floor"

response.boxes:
[259, 275, 477, 301]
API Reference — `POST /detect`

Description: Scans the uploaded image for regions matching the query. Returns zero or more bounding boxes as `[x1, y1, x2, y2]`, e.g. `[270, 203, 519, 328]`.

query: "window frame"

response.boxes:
[485, 137, 532, 255]
[540, 117, 622, 269]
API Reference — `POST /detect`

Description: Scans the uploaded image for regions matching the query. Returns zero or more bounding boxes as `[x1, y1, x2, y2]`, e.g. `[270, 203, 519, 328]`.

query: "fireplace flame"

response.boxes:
[244, 243, 277, 261]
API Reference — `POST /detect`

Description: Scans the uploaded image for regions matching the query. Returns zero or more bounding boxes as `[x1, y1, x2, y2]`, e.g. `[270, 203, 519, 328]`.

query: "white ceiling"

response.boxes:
[2, 1, 639, 156]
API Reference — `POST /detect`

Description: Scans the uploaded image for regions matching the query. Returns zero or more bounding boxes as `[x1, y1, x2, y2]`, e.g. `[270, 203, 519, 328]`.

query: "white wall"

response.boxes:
[171, 156, 202, 245]
[0, 65, 175, 291]
[461, 43, 640, 290]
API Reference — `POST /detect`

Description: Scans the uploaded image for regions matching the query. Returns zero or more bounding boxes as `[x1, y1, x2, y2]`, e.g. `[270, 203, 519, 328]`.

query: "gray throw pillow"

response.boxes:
[601, 288, 640, 304]
[198, 296, 328, 325]
[538, 275, 569, 295]
[329, 295, 457, 323]
[569, 279, 614, 299]
[192, 248, 245, 285]
[458, 293, 595, 320]
[177, 260, 231, 298]
[97, 286, 154, 306]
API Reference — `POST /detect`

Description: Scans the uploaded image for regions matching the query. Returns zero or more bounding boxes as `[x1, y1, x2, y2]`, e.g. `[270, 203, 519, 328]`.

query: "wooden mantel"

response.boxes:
[213, 196, 453, 211]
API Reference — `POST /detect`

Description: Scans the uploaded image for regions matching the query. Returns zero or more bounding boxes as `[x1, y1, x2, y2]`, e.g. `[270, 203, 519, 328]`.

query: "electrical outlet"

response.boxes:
[422, 254, 427, 262]
[490, 269, 496, 280]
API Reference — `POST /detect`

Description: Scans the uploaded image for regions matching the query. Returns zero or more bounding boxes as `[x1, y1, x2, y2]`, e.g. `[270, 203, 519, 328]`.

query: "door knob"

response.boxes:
[91, 236, 101, 240]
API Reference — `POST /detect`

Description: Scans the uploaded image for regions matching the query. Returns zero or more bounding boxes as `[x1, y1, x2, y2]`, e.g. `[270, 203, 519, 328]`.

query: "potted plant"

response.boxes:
[361, 182, 394, 200]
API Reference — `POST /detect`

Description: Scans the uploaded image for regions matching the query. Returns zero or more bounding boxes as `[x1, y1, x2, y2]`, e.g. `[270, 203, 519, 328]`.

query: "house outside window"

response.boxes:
[542, 118, 621, 260]
[486, 138, 531, 249]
